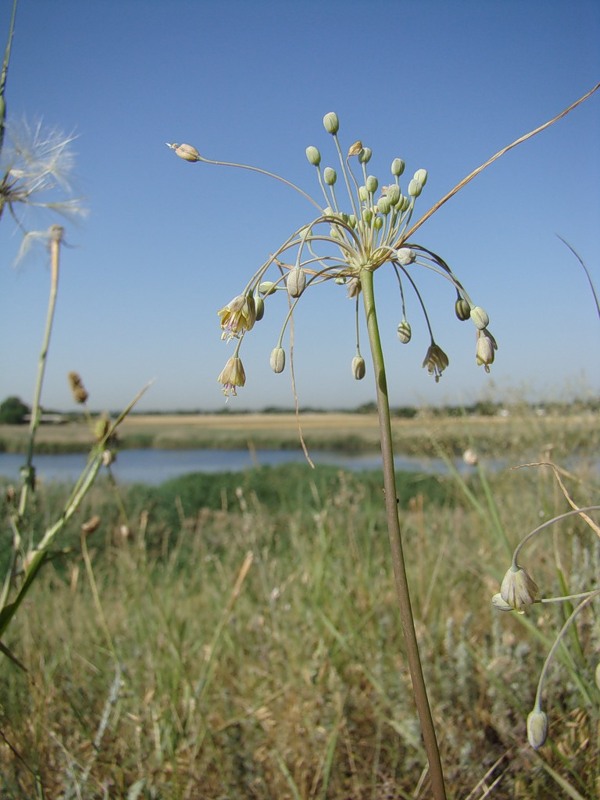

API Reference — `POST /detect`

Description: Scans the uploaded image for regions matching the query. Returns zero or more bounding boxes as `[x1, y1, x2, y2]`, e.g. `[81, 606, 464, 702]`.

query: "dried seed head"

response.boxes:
[347, 140, 363, 157]
[68, 371, 88, 404]
[527, 709, 548, 749]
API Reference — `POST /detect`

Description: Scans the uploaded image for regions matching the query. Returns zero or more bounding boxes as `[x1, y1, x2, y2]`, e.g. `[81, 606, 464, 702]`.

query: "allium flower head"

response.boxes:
[169, 112, 498, 398]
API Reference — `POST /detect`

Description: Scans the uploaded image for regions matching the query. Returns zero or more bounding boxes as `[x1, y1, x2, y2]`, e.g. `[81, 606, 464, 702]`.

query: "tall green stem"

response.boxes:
[360, 267, 446, 799]
[17, 225, 64, 521]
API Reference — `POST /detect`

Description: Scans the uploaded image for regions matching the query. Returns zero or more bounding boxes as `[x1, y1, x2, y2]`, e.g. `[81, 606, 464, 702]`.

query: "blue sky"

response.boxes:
[1, 0, 599, 412]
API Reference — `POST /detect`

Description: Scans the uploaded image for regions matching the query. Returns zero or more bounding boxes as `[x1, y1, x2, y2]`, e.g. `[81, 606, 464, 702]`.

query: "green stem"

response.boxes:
[17, 226, 64, 521]
[360, 267, 446, 800]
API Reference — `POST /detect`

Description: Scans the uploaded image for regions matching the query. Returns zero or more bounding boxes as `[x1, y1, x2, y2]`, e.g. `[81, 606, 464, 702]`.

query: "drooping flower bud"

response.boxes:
[270, 347, 286, 373]
[391, 158, 405, 176]
[476, 329, 497, 373]
[305, 146, 321, 166]
[500, 565, 539, 612]
[323, 112, 339, 134]
[397, 320, 412, 344]
[470, 306, 490, 330]
[352, 355, 366, 380]
[286, 267, 306, 298]
[395, 248, 416, 266]
[324, 167, 337, 185]
[254, 295, 265, 321]
[527, 709, 548, 750]
[455, 297, 471, 321]
[422, 343, 449, 382]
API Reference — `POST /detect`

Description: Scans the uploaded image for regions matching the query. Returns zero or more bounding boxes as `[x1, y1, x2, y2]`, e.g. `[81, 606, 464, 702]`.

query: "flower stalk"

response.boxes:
[361, 267, 446, 798]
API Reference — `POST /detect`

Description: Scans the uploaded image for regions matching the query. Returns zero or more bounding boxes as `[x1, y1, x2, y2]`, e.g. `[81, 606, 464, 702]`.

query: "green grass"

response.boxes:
[1, 460, 599, 799]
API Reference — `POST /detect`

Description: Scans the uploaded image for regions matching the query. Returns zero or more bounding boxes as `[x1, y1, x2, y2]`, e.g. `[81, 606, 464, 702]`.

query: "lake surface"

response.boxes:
[0, 448, 480, 486]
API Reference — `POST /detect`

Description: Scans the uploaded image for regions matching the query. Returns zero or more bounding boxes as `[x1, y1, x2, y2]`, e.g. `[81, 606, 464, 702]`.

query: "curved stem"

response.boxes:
[360, 267, 446, 799]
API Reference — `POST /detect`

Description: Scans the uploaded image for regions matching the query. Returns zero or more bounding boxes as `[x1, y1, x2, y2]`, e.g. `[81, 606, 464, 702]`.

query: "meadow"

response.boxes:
[1, 413, 598, 799]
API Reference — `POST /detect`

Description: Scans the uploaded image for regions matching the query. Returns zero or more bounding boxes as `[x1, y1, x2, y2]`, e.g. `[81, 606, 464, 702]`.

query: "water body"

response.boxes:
[0, 448, 479, 486]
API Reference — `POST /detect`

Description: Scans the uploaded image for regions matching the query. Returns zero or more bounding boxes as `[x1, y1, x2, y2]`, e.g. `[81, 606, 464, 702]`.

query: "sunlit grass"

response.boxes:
[1, 459, 597, 798]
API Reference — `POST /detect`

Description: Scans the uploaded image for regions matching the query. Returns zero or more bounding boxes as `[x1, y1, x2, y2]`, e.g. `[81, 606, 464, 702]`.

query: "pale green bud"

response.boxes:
[323, 112, 339, 134]
[259, 281, 277, 296]
[366, 175, 378, 193]
[395, 248, 416, 266]
[385, 184, 400, 205]
[305, 146, 321, 166]
[362, 208, 373, 225]
[391, 158, 405, 176]
[408, 178, 422, 197]
[358, 147, 372, 164]
[595, 661, 600, 691]
[455, 297, 471, 321]
[286, 267, 306, 298]
[414, 168, 428, 186]
[470, 306, 490, 330]
[358, 185, 368, 202]
[324, 167, 337, 185]
[352, 355, 366, 380]
[476, 329, 497, 373]
[397, 320, 412, 344]
[373, 216, 383, 230]
[254, 295, 265, 321]
[400, 195, 411, 211]
[348, 214, 357, 228]
[377, 196, 391, 215]
[270, 347, 286, 374]
[527, 709, 548, 750]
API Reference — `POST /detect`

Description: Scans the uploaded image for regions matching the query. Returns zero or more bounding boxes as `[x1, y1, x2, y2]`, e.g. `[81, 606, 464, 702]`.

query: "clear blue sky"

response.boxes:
[1, 0, 599, 412]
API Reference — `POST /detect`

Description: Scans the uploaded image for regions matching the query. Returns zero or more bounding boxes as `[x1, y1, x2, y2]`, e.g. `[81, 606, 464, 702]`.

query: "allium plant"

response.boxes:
[168, 85, 599, 799]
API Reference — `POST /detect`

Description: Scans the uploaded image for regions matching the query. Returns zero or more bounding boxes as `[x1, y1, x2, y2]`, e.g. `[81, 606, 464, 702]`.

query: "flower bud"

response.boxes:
[324, 167, 337, 185]
[347, 140, 362, 156]
[397, 320, 412, 344]
[352, 355, 366, 380]
[408, 179, 422, 197]
[500, 565, 538, 612]
[377, 195, 391, 215]
[323, 112, 339, 134]
[391, 158, 405, 176]
[365, 175, 378, 193]
[395, 248, 416, 266]
[454, 297, 471, 321]
[358, 185, 369, 202]
[384, 184, 400, 205]
[270, 347, 286, 374]
[358, 146, 372, 164]
[373, 216, 383, 230]
[305, 146, 321, 166]
[413, 168, 428, 186]
[286, 267, 306, 298]
[527, 709, 548, 750]
[422, 343, 449, 382]
[259, 281, 276, 296]
[254, 295, 265, 321]
[476, 329, 497, 373]
[170, 143, 201, 162]
[470, 305, 489, 330]
[595, 661, 600, 691]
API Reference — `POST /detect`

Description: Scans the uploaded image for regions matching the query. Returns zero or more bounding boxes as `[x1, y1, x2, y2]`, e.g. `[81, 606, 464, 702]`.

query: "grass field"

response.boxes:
[1, 408, 598, 457]
[1, 414, 599, 798]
